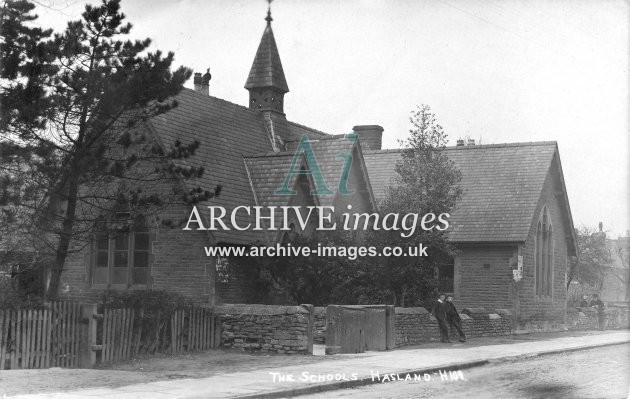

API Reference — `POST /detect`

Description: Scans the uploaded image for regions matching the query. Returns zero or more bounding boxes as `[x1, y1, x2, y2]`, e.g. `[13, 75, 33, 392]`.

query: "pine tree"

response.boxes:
[1, 0, 56, 132]
[0, 0, 218, 298]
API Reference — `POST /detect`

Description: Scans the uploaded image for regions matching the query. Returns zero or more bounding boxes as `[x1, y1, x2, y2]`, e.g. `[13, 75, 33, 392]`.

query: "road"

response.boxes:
[300, 343, 630, 399]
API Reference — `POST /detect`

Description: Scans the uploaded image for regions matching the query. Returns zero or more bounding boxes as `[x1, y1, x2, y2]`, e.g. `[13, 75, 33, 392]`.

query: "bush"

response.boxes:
[100, 289, 191, 312]
[0, 275, 45, 310]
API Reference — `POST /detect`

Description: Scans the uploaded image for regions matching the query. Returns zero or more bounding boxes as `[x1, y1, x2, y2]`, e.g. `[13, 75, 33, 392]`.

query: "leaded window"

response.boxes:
[535, 207, 553, 297]
[92, 213, 151, 287]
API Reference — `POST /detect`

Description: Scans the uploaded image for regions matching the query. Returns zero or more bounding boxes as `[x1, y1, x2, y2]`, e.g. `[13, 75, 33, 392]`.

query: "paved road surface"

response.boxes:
[300, 343, 630, 399]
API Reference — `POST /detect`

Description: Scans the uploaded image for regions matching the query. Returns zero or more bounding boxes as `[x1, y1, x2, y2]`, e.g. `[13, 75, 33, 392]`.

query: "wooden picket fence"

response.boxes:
[100, 308, 136, 363]
[96, 306, 220, 364]
[0, 302, 81, 370]
[170, 307, 219, 353]
[0, 302, 221, 369]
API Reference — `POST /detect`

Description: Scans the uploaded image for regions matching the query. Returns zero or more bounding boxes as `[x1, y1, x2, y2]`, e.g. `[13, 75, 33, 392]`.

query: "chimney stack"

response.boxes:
[353, 125, 383, 150]
[194, 68, 211, 96]
[456, 139, 465, 146]
[467, 138, 476, 146]
[194, 73, 203, 92]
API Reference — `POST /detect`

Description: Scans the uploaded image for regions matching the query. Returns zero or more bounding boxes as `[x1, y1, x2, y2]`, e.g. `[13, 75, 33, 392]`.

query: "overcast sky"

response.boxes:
[34, 0, 629, 237]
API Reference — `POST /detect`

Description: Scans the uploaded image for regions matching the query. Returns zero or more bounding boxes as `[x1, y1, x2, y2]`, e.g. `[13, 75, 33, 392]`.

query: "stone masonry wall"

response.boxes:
[566, 305, 630, 331]
[516, 165, 569, 330]
[395, 307, 512, 347]
[455, 245, 515, 309]
[213, 304, 313, 354]
[312, 306, 512, 348]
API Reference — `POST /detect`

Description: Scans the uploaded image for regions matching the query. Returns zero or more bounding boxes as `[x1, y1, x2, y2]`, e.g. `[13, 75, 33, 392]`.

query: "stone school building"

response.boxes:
[59, 10, 577, 330]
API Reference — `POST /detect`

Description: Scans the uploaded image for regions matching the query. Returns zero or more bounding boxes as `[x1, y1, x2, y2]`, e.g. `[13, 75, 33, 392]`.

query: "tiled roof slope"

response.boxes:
[148, 89, 334, 245]
[244, 153, 308, 207]
[363, 142, 561, 243]
[149, 89, 274, 244]
[244, 153, 316, 238]
[244, 23, 289, 92]
[246, 135, 359, 209]
[287, 121, 331, 141]
[305, 136, 356, 207]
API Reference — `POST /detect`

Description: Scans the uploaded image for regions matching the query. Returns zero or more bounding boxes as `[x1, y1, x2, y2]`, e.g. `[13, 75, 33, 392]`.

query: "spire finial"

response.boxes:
[265, 0, 273, 24]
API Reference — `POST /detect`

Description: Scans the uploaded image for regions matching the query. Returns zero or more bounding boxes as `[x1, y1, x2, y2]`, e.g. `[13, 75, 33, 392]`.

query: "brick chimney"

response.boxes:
[194, 73, 203, 91]
[353, 125, 383, 150]
[194, 68, 211, 95]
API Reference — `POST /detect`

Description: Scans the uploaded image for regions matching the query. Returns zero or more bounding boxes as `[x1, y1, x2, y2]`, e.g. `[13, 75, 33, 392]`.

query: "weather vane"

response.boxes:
[266, 0, 273, 24]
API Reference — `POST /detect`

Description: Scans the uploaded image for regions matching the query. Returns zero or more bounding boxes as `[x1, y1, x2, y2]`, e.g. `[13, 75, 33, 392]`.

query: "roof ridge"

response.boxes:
[363, 141, 558, 154]
[286, 120, 332, 138]
[445, 141, 558, 150]
[182, 88, 259, 115]
[308, 134, 353, 141]
[245, 151, 294, 158]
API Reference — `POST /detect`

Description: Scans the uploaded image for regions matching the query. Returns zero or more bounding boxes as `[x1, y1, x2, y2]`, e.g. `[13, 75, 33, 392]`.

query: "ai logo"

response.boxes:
[274, 133, 357, 196]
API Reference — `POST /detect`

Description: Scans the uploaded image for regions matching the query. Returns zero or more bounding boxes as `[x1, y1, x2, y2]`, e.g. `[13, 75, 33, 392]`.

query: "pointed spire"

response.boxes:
[245, 1, 289, 113]
[244, 2, 288, 94]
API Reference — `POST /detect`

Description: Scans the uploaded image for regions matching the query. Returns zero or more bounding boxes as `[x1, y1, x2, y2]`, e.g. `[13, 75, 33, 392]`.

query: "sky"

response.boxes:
[33, 0, 629, 237]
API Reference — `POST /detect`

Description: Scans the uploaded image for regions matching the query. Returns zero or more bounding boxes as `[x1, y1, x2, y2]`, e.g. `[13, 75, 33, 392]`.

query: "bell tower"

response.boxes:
[244, 3, 289, 114]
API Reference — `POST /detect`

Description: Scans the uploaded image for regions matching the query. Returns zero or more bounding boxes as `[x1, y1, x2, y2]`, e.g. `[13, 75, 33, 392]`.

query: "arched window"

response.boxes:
[535, 207, 553, 297]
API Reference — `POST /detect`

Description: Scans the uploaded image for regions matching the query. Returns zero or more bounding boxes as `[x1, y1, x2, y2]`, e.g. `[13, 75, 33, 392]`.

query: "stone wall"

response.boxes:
[515, 165, 569, 330]
[213, 304, 313, 354]
[566, 305, 630, 331]
[394, 307, 512, 347]
[455, 245, 515, 309]
[312, 306, 512, 348]
[395, 307, 437, 346]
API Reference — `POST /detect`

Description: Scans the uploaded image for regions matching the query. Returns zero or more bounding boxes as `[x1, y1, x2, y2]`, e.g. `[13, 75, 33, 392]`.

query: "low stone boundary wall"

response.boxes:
[212, 304, 313, 354]
[567, 305, 630, 331]
[463, 307, 512, 338]
[395, 307, 511, 347]
[211, 303, 629, 354]
[311, 306, 512, 348]
[394, 307, 435, 346]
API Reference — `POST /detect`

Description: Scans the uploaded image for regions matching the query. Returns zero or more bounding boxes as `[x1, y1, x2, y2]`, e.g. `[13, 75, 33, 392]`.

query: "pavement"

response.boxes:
[7, 330, 630, 399]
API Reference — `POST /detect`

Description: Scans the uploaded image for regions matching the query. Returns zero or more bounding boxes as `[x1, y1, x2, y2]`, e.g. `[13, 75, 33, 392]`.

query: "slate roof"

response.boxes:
[147, 88, 575, 252]
[148, 89, 340, 245]
[294, 136, 356, 206]
[363, 142, 573, 246]
[243, 152, 317, 240]
[149, 90, 269, 244]
[244, 22, 289, 92]
[244, 135, 375, 219]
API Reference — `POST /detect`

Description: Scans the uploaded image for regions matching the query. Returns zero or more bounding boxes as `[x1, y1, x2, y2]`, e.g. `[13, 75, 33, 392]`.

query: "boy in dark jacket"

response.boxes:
[589, 294, 606, 330]
[445, 295, 466, 342]
[431, 294, 450, 343]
